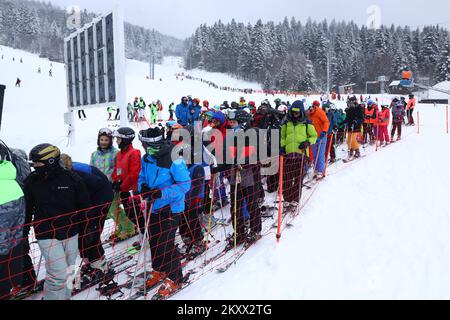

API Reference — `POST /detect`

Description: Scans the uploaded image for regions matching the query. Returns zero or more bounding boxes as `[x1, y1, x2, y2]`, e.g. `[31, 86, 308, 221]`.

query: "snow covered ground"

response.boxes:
[1, 45, 450, 300]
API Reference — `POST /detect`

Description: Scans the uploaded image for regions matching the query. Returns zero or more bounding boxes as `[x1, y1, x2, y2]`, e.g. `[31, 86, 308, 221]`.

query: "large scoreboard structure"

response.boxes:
[64, 7, 127, 144]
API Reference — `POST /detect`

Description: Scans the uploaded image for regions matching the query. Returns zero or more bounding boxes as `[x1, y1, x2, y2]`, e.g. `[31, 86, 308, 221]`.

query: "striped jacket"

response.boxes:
[90, 147, 118, 182]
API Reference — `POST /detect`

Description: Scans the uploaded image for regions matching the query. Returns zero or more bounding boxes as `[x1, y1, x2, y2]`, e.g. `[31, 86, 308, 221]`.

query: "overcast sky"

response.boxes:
[47, 0, 450, 39]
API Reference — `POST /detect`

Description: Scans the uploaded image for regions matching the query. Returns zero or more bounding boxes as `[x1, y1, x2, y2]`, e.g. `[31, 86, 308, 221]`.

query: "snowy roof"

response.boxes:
[389, 80, 401, 87]
[427, 81, 450, 99]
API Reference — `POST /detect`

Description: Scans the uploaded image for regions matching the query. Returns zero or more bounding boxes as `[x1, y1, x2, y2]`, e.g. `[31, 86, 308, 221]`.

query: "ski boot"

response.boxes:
[145, 271, 167, 290]
[354, 149, 361, 159]
[187, 242, 206, 261]
[90, 257, 110, 273]
[246, 232, 262, 246]
[153, 278, 180, 300]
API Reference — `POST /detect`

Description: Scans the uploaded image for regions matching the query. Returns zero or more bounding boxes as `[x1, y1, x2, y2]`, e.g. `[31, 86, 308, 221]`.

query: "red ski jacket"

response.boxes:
[112, 145, 141, 193]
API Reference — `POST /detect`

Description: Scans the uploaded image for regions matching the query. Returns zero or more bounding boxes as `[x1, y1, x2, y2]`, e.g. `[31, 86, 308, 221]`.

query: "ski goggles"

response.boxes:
[99, 128, 113, 136]
[112, 131, 135, 140]
[138, 131, 164, 144]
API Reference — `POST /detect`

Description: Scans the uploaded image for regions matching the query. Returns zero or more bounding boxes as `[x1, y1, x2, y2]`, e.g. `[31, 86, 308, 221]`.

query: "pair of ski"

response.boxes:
[343, 155, 367, 164]
[125, 269, 197, 300]
[216, 235, 262, 273]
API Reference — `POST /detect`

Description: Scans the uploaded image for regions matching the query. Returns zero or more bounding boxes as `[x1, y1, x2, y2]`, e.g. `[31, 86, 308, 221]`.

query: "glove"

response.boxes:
[148, 189, 162, 200]
[299, 141, 311, 150]
[140, 183, 151, 195]
[320, 131, 327, 139]
[112, 181, 122, 192]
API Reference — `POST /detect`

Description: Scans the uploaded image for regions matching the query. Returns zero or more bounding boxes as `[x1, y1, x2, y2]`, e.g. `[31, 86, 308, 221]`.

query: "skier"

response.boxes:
[107, 106, 114, 121]
[324, 103, 338, 163]
[138, 127, 191, 299]
[176, 97, 191, 126]
[364, 100, 378, 145]
[190, 98, 202, 123]
[0, 153, 26, 299]
[391, 100, 406, 141]
[378, 105, 391, 147]
[149, 102, 158, 124]
[90, 128, 118, 182]
[306, 101, 330, 179]
[138, 97, 146, 120]
[49, 69, 53, 77]
[24, 144, 90, 300]
[226, 110, 262, 246]
[345, 98, 365, 160]
[168, 102, 175, 121]
[127, 103, 134, 122]
[176, 125, 208, 259]
[15, 78, 21, 88]
[37, 67, 41, 74]
[110, 128, 141, 240]
[60, 154, 113, 275]
[157, 100, 164, 122]
[406, 94, 416, 126]
[0, 144, 36, 299]
[280, 101, 317, 210]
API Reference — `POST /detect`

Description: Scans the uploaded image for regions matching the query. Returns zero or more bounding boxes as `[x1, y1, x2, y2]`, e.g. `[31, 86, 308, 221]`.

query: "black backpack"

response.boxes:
[0, 139, 31, 187]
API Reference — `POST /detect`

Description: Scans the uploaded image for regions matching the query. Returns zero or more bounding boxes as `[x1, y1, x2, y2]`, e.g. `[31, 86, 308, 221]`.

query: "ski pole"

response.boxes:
[128, 200, 153, 300]
[276, 155, 284, 242]
[233, 170, 240, 252]
[215, 174, 229, 239]
[129, 191, 144, 243]
[205, 173, 216, 250]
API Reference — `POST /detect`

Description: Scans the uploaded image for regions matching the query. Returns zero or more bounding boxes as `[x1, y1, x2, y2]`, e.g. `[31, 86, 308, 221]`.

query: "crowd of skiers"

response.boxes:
[0, 92, 417, 301]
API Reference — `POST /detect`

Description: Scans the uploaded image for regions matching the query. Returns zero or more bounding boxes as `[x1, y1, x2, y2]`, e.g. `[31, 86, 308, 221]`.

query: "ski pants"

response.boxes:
[283, 153, 306, 204]
[378, 126, 390, 143]
[149, 207, 183, 284]
[38, 235, 78, 300]
[266, 173, 279, 193]
[169, 110, 174, 120]
[407, 109, 415, 125]
[391, 122, 402, 138]
[138, 108, 145, 118]
[78, 203, 110, 263]
[179, 201, 204, 245]
[363, 124, 375, 144]
[0, 240, 36, 300]
[347, 131, 360, 150]
[78, 110, 86, 119]
[213, 172, 227, 204]
[312, 136, 328, 173]
[230, 184, 262, 240]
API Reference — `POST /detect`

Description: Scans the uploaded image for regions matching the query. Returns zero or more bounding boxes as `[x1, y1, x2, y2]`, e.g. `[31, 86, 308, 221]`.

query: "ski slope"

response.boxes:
[1, 45, 450, 300]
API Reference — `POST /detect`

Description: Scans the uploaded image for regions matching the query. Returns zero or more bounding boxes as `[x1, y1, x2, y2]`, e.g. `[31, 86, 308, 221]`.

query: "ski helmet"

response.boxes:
[29, 143, 61, 166]
[113, 127, 136, 149]
[139, 127, 164, 148]
[231, 101, 240, 110]
[97, 128, 113, 149]
[228, 109, 252, 126]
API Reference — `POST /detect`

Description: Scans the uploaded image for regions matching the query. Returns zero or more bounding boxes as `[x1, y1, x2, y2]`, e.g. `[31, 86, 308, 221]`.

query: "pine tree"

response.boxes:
[437, 41, 450, 82]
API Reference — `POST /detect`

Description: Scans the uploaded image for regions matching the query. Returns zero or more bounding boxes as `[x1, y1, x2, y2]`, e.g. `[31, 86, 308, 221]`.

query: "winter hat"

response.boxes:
[313, 100, 321, 108]
[290, 100, 305, 113]
[212, 111, 226, 125]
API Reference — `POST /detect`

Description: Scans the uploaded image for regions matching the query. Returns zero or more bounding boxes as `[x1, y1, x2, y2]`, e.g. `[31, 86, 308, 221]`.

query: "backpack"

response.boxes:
[0, 139, 31, 187]
[392, 104, 404, 122]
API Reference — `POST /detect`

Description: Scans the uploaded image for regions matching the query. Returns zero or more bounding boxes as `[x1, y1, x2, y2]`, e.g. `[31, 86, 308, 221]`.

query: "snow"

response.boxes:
[1, 45, 450, 300]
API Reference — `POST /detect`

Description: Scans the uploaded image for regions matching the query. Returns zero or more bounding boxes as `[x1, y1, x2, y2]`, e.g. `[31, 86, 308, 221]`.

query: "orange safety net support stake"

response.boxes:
[276, 155, 284, 243]
[323, 133, 334, 177]
[417, 112, 420, 134]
